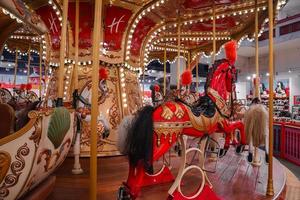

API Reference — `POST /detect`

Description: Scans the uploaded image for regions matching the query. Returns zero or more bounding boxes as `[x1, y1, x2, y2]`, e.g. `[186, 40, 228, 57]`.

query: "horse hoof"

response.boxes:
[117, 186, 132, 200]
[235, 145, 244, 154]
[218, 149, 227, 158]
[247, 152, 253, 163]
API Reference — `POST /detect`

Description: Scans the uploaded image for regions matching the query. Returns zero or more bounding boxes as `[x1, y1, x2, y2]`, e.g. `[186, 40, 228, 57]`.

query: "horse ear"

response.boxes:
[225, 40, 237, 64]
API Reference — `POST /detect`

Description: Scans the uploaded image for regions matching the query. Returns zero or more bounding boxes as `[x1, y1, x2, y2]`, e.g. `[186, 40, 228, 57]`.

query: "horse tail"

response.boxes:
[118, 106, 154, 169]
[117, 115, 135, 154]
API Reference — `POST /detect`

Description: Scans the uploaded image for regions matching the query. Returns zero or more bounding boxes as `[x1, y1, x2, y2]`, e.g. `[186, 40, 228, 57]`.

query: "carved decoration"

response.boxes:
[0, 152, 11, 184]
[155, 128, 182, 146]
[37, 138, 71, 172]
[107, 76, 121, 130]
[207, 87, 231, 118]
[109, 96, 120, 130]
[174, 103, 185, 119]
[29, 112, 43, 147]
[80, 121, 106, 151]
[161, 105, 174, 120]
[0, 143, 30, 198]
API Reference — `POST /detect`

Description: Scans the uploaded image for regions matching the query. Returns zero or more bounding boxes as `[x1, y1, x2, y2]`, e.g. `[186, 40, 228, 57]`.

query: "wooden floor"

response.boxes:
[46, 147, 289, 200]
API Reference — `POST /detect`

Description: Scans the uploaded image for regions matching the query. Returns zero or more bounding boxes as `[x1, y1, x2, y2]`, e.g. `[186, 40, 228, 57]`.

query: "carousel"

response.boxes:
[0, 0, 293, 200]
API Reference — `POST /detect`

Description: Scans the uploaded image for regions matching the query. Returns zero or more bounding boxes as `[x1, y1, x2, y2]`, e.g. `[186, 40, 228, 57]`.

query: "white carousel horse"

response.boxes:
[243, 99, 269, 165]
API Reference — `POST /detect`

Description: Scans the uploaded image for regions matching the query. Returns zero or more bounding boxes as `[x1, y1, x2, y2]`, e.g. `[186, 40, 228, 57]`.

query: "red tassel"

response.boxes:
[20, 84, 26, 90]
[181, 70, 193, 86]
[26, 83, 32, 91]
[224, 40, 237, 64]
[99, 68, 108, 80]
[154, 84, 160, 92]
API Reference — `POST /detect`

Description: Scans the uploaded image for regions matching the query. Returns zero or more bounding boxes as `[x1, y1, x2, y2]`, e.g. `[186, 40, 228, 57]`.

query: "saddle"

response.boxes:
[177, 95, 216, 118]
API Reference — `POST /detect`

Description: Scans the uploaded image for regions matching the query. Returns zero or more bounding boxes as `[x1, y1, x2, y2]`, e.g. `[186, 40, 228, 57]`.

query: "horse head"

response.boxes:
[206, 41, 237, 118]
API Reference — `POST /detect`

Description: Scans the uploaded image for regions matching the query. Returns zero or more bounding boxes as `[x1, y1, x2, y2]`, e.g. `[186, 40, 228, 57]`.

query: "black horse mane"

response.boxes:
[125, 106, 154, 171]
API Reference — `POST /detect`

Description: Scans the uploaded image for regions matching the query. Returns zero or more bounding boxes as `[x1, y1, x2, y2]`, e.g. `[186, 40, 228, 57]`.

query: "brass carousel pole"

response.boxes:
[251, 0, 262, 167]
[142, 68, 145, 97]
[255, 0, 260, 98]
[57, 0, 69, 106]
[13, 49, 18, 87]
[187, 51, 190, 70]
[39, 43, 43, 98]
[71, 0, 83, 176]
[210, 1, 218, 161]
[72, 0, 80, 108]
[267, 0, 274, 196]
[27, 45, 31, 85]
[90, 0, 102, 199]
[177, 18, 181, 90]
[196, 56, 200, 91]
[212, 2, 216, 63]
[164, 45, 167, 96]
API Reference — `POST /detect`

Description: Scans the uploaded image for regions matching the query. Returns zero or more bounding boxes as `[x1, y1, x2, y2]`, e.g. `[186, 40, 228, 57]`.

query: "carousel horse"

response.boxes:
[77, 107, 110, 139]
[77, 68, 109, 108]
[0, 88, 13, 103]
[275, 81, 286, 96]
[244, 97, 269, 165]
[151, 84, 164, 106]
[117, 41, 246, 199]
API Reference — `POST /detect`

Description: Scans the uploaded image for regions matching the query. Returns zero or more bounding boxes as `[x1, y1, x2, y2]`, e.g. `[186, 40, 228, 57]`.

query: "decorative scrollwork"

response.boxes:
[37, 138, 71, 172]
[29, 114, 43, 147]
[109, 96, 120, 130]
[0, 143, 30, 198]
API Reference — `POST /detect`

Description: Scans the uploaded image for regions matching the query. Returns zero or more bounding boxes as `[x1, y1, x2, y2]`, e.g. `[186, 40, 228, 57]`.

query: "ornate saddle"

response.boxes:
[177, 95, 216, 118]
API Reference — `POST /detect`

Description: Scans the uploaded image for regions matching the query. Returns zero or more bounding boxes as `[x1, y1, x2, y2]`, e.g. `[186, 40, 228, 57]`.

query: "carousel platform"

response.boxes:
[46, 147, 295, 200]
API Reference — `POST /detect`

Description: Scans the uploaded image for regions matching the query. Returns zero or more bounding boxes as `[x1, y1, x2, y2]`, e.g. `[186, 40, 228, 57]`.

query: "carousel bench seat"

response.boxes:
[0, 103, 15, 139]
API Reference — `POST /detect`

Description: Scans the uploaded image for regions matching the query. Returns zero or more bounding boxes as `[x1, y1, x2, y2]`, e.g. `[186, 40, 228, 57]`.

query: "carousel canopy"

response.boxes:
[0, 0, 287, 69]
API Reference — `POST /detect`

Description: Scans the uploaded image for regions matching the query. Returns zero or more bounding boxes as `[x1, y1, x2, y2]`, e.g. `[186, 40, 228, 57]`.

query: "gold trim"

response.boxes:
[161, 104, 174, 120]
[0, 111, 39, 146]
[154, 122, 192, 129]
[174, 103, 184, 119]
[207, 87, 231, 117]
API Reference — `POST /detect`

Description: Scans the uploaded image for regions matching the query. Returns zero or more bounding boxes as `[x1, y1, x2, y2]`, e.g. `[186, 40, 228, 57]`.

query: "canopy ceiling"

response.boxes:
[0, 0, 286, 68]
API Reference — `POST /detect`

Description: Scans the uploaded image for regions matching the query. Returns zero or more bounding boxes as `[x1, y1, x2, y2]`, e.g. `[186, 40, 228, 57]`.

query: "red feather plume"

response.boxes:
[20, 84, 26, 90]
[99, 68, 108, 80]
[154, 84, 160, 92]
[26, 83, 32, 91]
[224, 40, 237, 64]
[181, 70, 193, 86]
[0, 83, 2, 88]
